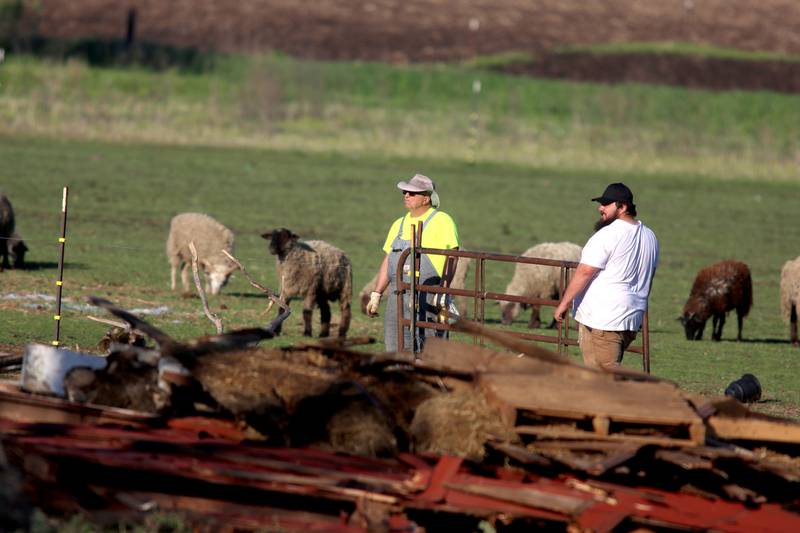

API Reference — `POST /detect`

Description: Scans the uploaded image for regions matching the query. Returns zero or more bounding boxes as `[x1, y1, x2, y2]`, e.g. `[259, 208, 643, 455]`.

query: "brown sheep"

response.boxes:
[780, 256, 800, 346]
[262, 228, 352, 338]
[680, 260, 752, 341]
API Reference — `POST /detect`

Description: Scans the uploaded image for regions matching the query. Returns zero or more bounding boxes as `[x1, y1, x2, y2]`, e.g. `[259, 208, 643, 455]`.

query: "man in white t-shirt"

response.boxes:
[554, 183, 659, 369]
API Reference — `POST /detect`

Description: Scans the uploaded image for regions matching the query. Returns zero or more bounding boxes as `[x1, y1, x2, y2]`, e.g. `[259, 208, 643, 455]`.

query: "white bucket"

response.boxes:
[20, 344, 107, 397]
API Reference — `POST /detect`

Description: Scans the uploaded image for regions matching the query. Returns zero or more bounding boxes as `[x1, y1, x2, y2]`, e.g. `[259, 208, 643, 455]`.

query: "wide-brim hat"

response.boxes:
[397, 173, 435, 193]
[592, 182, 634, 204]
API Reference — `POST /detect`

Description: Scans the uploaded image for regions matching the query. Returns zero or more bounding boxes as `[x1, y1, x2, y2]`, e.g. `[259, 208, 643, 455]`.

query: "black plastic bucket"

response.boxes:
[724, 373, 762, 403]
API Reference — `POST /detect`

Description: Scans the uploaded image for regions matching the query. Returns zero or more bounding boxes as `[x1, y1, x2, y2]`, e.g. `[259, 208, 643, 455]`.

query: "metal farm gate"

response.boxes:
[395, 225, 651, 373]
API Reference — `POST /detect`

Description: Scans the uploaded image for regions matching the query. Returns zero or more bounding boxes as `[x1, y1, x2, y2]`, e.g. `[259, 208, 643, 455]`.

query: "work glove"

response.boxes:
[366, 291, 382, 316]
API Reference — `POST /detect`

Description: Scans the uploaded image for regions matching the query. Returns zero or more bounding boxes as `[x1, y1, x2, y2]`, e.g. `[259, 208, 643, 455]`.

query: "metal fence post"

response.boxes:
[52, 186, 69, 347]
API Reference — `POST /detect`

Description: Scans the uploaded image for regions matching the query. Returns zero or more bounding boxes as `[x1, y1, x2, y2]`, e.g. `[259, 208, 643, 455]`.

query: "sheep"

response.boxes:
[166, 213, 236, 296]
[0, 192, 16, 270]
[261, 227, 352, 338]
[680, 260, 752, 341]
[500, 242, 582, 329]
[7, 231, 27, 269]
[780, 256, 800, 346]
[358, 256, 472, 316]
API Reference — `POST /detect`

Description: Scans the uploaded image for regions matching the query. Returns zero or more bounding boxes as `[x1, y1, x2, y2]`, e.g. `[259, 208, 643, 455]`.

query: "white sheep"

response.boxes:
[262, 228, 352, 338]
[500, 241, 582, 328]
[780, 256, 800, 347]
[166, 213, 236, 296]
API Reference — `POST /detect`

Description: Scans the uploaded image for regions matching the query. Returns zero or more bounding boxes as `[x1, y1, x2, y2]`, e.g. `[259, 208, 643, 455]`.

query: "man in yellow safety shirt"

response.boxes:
[366, 174, 459, 352]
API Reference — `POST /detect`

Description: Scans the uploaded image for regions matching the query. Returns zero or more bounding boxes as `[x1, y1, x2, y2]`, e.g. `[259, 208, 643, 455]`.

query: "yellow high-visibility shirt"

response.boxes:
[382, 208, 459, 276]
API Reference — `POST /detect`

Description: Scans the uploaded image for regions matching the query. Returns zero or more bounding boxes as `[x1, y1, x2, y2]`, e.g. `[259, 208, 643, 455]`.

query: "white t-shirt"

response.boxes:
[573, 219, 659, 331]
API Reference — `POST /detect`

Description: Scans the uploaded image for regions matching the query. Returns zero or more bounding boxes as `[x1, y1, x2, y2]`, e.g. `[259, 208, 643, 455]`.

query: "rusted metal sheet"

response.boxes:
[3, 417, 800, 532]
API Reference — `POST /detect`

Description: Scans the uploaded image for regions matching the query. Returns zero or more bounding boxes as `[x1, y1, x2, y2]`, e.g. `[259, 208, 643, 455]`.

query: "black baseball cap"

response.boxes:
[592, 182, 634, 205]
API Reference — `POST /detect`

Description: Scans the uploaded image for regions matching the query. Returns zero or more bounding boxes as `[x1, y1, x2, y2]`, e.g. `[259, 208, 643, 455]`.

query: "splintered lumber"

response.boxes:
[705, 397, 800, 445]
[708, 415, 800, 444]
[479, 372, 704, 442]
[419, 337, 551, 375]
[515, 425, 698, 447]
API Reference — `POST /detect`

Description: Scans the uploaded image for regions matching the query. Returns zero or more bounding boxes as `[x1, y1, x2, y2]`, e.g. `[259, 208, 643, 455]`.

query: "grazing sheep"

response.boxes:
[358, 256, 472, 316]
[7, 231, 28, 269]
[166, 213, 236, 296]
[0, 193, 16, 270]
[780, 256, 800, 346]
[500, 242, 582, 328]
[262, 228, 352, 338]
[680, 260, 752, 341]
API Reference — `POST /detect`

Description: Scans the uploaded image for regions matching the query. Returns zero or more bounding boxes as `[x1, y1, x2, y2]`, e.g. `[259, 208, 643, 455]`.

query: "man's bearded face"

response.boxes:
[594, 202, 621, 232]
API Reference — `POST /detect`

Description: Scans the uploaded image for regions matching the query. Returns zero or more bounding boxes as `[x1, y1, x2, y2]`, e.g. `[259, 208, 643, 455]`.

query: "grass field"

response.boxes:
[1, 53, 799, 419]
[2, 53, 800, 180]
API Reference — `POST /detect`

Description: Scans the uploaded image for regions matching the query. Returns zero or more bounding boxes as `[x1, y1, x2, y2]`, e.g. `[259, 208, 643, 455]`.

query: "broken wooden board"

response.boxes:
[419, 337, 558, 376]
[701, 397, 800, 445]
[708, 415, 800, 444]
[479, 372, 704, 443]
[514, 424, 699, 447]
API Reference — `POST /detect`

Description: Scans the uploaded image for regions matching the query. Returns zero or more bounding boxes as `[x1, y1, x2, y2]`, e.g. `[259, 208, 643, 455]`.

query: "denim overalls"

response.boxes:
[384, 210, 444, 352]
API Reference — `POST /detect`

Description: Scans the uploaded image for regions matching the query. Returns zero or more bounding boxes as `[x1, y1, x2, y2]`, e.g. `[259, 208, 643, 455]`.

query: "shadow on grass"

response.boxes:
[225, 292, 272, 299]
[754, 398, 781, 405]
[13, 261, 75, 271]
[718, 338, 794, 345]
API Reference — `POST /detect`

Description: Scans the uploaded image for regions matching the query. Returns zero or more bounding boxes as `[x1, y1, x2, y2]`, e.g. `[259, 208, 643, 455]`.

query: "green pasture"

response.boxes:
[558, 41, 800, 63]
[1, 134, 798, 418]
[1, 53, 800, 181]
[0, 52, 799, 419]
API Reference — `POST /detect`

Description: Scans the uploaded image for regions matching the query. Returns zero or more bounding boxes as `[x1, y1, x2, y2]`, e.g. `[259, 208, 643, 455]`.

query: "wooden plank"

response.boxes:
[531, 440, 637, 452]
[515, 425, 697, 447]
[419, 337, 553, 376]
[592, 416, 610, 436]
[526, 444, 640, 476]
[707, 415, 800, 444]
[654, 450, 713, 470]
[479, 373, 699, 426]
[487, 442, 552, 466]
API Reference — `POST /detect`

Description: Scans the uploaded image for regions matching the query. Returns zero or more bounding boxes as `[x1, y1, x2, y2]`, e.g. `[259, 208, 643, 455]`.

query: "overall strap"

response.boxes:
[397, 209, 438, 240]
[421, 209, 439, 228]
[395, 215, 406, 240]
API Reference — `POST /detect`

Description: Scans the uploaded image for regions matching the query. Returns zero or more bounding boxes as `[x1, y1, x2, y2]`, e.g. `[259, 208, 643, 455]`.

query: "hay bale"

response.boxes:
[324, 399, 398, 457]
[288, 382, 399, 458]
[410, 390, 517, 462]
[364, 373, 439, 436]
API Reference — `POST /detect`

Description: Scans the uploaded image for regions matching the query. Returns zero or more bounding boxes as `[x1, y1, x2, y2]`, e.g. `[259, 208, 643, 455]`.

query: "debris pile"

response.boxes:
[2, 298, 800, 531]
